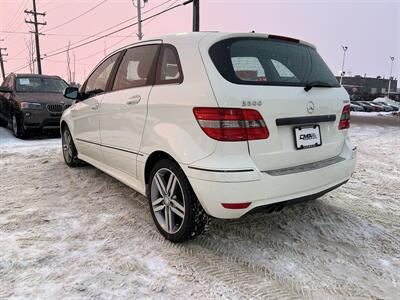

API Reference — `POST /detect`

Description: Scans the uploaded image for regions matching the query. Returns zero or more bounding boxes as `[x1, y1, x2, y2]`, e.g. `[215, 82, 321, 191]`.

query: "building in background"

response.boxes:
[336, 76, 399, 102]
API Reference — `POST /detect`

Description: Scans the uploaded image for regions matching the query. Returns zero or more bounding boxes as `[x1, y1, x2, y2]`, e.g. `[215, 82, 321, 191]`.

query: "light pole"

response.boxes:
[387, 56, 395, 99]
[340, 46, 348, 85]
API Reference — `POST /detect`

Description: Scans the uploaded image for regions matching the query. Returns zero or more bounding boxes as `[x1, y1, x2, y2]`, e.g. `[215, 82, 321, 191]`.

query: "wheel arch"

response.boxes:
[144, 150, 177, 185]
[144, 150, 186, 199]
[60, 120, 68, 133]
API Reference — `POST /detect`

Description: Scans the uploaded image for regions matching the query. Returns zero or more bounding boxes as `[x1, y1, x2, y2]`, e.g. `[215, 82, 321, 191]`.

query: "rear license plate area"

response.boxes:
[294, 125, 322, 150]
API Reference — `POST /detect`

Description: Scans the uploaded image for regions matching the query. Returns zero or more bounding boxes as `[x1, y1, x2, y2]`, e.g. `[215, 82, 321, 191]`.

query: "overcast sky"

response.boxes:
[1, 0, 399, 84]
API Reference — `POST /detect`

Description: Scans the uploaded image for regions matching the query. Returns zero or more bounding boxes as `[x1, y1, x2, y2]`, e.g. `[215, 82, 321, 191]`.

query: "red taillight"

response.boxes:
[222, 202, 251, 209]
[193, 107, 269, 141]
[338, 104, 350, 130]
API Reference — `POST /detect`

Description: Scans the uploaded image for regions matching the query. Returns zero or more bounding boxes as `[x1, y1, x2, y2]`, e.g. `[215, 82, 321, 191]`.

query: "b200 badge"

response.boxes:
[242, 100, 262, 107]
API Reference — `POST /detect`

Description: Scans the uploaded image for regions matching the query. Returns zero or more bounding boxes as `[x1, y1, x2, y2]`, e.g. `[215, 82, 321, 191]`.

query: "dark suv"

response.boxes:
[0, 73, 73, 138]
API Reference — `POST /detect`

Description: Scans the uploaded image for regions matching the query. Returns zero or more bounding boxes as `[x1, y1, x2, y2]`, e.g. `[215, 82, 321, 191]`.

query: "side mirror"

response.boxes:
[0, 86, 12, 93]
[64, 86, 79, 100]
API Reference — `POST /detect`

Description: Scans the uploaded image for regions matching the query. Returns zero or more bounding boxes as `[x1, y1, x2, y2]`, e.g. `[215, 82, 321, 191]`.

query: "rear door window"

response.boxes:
[209, 37, 339, 87]
[112, 45, 159, 91]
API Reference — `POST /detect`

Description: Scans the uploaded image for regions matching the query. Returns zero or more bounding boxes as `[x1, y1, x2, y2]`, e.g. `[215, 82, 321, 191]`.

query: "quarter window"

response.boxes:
[157, 45, 183, 84]
[112, 45, 159, 91]
[84, 52, 119, 96]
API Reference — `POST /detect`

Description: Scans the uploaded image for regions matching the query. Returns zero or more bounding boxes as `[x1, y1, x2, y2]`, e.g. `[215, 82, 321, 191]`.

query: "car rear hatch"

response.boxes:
[200, 33, 349, 171]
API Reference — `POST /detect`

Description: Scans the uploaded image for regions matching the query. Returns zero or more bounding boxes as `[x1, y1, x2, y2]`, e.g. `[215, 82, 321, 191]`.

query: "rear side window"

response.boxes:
[112, 45, 159, 91]
[156, 45, 183, 85]
[209, 38, 339, 87]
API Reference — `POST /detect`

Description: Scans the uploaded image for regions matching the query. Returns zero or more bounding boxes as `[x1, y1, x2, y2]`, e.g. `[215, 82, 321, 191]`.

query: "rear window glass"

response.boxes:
[209, 38, 340, 87]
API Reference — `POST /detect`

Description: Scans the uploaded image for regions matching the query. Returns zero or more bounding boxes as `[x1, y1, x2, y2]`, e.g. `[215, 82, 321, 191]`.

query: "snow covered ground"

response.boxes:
[0, 121, 399, 299]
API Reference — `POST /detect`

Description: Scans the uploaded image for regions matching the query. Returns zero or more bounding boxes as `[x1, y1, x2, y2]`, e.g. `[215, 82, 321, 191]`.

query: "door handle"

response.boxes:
[126, 95, 141, 105]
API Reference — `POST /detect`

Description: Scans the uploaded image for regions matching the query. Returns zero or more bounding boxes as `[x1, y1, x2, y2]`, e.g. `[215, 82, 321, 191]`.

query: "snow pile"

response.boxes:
[373, 96, 400, 108]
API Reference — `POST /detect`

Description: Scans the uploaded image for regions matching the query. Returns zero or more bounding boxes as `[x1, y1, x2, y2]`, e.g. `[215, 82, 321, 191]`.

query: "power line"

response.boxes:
[3, 0, 30, 42]
[4, 0, 28, 34]
[43, 2, 187, 59]
[0, 30, 134, 38]
[75, 14, 157, 63]
[6, 62, 34, 76]
[7, 0, 188, 75]
[69, 0, 175, 64]
[42, 0, 178, 57]
[42, 0, 108, 33]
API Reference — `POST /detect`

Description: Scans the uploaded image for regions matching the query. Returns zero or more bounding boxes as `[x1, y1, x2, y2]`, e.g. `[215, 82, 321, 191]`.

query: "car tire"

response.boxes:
[11, 114, 26, 139]
[148, 159, 208, 243]
[62, 126, 80, 167]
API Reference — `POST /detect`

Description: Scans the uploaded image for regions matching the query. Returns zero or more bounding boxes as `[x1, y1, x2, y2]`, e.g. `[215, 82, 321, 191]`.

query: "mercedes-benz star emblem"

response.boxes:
[306, 101, 315, 114]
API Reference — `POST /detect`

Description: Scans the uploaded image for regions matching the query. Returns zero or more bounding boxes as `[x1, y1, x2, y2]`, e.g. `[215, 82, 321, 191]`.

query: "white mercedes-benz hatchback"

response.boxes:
[61, 32, 357, 242]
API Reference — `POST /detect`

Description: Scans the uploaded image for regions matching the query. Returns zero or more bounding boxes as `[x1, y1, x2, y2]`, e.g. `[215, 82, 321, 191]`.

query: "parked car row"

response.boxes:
[350, 101, 399, 112]
[0, 74, 73, 138]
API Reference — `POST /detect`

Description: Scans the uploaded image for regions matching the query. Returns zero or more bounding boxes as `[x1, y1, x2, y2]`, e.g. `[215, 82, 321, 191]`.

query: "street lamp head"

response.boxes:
[342, 46, 348, 51]
[390, 56, 395, 61]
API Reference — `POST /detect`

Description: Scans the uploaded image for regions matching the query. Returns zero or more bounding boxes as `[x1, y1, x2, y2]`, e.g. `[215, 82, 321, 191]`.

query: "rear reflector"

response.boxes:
[222, 202, 251, 209]
[193, 107, 269, 141]
[338, 104, 350, 130]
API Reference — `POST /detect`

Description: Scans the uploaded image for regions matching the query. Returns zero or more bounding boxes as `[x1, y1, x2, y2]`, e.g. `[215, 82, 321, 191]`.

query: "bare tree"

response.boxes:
[24, 36, 35, 74]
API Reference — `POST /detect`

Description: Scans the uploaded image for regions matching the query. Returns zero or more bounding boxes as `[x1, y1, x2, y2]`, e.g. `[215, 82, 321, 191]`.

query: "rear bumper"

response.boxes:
[184, 138, 357, 219]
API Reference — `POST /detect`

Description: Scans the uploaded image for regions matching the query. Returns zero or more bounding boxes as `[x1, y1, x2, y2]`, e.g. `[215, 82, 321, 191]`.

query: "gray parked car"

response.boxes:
[0, 73, 73, 138]
[350, 103, 364, 112]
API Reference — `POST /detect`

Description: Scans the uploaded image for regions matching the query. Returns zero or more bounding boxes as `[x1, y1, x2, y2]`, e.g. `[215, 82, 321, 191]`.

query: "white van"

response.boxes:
[61, 32, 357, 242]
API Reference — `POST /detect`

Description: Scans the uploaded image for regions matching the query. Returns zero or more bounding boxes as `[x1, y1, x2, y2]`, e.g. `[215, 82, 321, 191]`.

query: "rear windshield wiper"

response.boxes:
[304, 81, 333, 92]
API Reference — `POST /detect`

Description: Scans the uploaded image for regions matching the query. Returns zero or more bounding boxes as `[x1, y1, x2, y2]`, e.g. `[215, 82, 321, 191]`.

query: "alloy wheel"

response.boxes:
[62, 130, 74, 163]
[12, 115, 18, 136]
[150, 168, 185, 234]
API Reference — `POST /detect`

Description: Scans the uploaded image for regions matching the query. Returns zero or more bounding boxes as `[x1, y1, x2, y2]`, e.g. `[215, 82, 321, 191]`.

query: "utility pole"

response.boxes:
[340, 45, 348, 85]
[0, 49, 7, 81]
[387, 56, 395, 99]
[135, 0, 147, 40]
[0, 43, 7, 81]
[73, 52, 76, 83]
[193, 0, 199, 32]
[25, 0, 46, 74]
